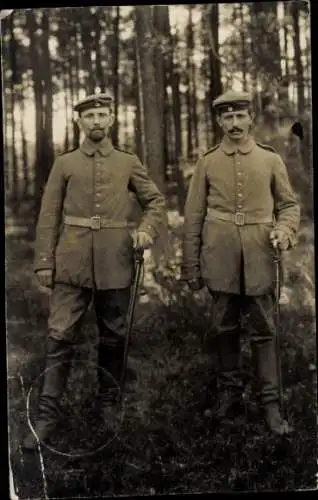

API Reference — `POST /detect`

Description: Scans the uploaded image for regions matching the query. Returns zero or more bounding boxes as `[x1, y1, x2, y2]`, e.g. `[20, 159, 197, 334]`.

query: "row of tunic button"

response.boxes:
[95, 158, 102, 208]
[235, 155, 243, 210]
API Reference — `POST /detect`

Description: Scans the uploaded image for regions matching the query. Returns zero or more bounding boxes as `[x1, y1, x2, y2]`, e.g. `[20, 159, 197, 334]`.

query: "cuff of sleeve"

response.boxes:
[275, 226, 297, 248]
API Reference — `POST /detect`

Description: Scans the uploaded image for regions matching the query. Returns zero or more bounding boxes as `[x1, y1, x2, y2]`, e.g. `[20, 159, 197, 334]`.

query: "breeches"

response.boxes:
[210, 291, 276, 340]
[209, 290, 279, 405]
[47, 283, 131, 349]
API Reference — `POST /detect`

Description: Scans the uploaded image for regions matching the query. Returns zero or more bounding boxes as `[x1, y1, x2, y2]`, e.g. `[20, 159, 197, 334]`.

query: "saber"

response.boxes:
[119, 247, 144, 406]
[273, 244, 285, 417]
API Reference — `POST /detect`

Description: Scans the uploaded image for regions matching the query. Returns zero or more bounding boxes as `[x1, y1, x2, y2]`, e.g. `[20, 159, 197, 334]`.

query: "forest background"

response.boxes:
[3, 3, 316, 498]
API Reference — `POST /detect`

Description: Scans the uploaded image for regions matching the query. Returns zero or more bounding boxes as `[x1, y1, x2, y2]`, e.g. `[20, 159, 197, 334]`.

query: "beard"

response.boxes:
[88, 128, 106, 142]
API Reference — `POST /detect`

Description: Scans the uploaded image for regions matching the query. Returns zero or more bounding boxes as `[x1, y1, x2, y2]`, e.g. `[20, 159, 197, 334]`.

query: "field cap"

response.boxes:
[212, 90, 252, 113]
[74, 93, 113, 113]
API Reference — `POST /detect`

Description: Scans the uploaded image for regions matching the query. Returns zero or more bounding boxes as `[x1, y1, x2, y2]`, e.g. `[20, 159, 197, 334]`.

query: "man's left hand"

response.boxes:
[269, 229, 289, 251]
[134, 231, 154, 250]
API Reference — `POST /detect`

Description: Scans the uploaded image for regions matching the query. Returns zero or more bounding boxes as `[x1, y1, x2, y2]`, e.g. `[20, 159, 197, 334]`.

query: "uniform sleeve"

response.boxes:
[33, 157, 66, 272]
[181, 158, 208, 279]
[129, 156, 167, 240]
[272, 154, 301, 248]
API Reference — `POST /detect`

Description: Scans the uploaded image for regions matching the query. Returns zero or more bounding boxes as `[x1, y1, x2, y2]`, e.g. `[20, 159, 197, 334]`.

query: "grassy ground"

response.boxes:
[6, 216, 317, 499]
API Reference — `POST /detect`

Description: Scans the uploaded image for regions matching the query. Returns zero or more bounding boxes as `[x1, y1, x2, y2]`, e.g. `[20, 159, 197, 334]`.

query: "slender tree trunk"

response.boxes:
[19, 91, 29, 197]
[27, 11, 44, 214]
[124, 105, 129, 148]
[167, 21, 186, 215]
[239, 5, 248, 90]
[291, 2, 305, 114]
[187, 5, 199, 152]
[81, 20, 95, 94]
[2, 20, 10, 193]
[283, 1, 290, 80]
[4, 95, 9, 191]
[153, 5, 169, 169]
[169, 27, 182, 163]
[206, 4, 222, 144]
[135, 5, 165, 193]
[112, 5, 120, 146]
[133, 48, 144, 161]
[73, 21, 81, 101]
[9, 12, 19, 210]
[185, 9, 193, 159]
[42, 12, 54, 169]
[95, 14, 105, 92]
[204, 90, 210, 149]
[63, 71, 70, 151]
[68, 56, 80, 148]
[171, 61, 182, 163]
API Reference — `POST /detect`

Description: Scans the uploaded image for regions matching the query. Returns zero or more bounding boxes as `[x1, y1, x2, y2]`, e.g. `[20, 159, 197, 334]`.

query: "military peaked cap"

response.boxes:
[212, 90, 252, 113]
[74, 93, 113, 113]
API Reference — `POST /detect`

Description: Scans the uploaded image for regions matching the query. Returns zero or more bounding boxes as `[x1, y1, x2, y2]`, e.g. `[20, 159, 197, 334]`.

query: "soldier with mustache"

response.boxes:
[23, 93, 166, 450]
[182, 90, 300, 435]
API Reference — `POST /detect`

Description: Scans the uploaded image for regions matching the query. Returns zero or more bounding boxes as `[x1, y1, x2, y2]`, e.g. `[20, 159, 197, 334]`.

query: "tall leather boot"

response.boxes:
[214, 333, 244, 421]
[97, 344, 121, 407]
[23, 338, 73, 450]
[251, 337, 291, 435]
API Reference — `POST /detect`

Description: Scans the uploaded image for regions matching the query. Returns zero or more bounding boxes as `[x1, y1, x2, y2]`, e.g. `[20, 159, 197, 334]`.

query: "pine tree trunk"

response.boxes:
[166, 21, 186, 215]
[206, 4, 222, 144]
[239, 5, 248, 91]
[112, 5, 120, 146]
[185, 6, 193, 159]
[95, 14, 105, 92]
[153, 5, 170, 169]
[63, 70, 70, 151]
[73, 21, 81, 101]
[27, 11, 44, 214]
[188, 6, 199, 152]
[19, 92, 29, 197]
[9, 12, 19, 211]
[291, 2, 305, 114]
[42, 12, 54, 170]
[2, 20, 10, 193]
[133, 48, 144, 161]
[81, 19, 95, 94]
[170, 28, 182, 163]
[135, 5, 165, 194]
[283, 1, 290, 79]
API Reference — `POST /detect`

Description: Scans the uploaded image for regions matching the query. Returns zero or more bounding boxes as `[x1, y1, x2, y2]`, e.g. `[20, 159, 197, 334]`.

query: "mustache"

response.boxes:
[228, 127, 243, 133]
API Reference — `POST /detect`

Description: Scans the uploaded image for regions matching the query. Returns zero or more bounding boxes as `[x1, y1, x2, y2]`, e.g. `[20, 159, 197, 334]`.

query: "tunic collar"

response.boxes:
[220, 136, 256, 155]
[80, 137, 114, 157]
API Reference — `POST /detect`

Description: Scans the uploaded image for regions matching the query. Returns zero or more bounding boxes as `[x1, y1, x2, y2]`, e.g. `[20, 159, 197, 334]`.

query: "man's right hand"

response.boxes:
[36, 269, 53, 289]
[187, 277, 205, 292]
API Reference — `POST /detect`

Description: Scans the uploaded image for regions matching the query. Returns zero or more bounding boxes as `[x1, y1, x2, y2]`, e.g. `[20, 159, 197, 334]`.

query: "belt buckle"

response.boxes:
[234, 212, 245, 226]
[91, 215, 101, 230]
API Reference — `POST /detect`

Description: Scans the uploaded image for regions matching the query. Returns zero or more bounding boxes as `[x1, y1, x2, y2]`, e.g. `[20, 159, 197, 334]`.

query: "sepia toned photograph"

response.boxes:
[3, 2, 316, 498]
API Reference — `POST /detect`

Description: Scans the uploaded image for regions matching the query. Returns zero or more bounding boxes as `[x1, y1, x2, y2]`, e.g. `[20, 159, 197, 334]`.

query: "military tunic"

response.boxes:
[182, 136, 300, 295]
[34, 138, 166, 290]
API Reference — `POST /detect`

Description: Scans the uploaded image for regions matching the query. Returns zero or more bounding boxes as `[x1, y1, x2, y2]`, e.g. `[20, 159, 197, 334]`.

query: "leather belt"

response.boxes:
[206, 208, 273, 226]
[64, 215, 128, 230]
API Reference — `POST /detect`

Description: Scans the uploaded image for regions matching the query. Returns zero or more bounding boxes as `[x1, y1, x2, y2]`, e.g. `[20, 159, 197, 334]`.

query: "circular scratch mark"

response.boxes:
[26, 360, 126, 458]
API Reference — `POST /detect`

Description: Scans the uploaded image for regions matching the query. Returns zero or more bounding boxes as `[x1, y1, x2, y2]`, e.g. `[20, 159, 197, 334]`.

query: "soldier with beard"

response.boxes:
[182, 90, 300, 435]
[23, 93, 166, 450]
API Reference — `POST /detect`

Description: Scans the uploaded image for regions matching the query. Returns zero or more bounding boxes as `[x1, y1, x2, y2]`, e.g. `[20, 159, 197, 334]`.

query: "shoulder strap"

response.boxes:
[115, 147, 134, 156]
[256, 142, 276, 153]
[58, 147, 78, 156]
[202, 144, 220, 157]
